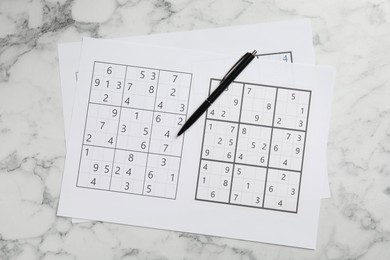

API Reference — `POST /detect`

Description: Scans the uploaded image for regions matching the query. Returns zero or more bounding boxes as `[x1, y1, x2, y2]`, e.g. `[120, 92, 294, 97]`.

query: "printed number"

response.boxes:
[90, 178, 96, 186]
[269, 185, 274, 192]
[276, 118, 281, 124]
[291, 93, 296, 100]
[267, 103, 272, 110]
[94, 79, 100, 86]
[226, 152, 232, 159]
[155, 115, 161, 123]
[255, 115, 259, 121]
[128, 154, 134, 162]
[296, 147, 301, 154]
[127, 82, 133, 90]
[291, 188, 296, 195]
[103, 94, 108, 102]
[173, 74, 178, 82]
[112, 109, 118, 117]
[281, 174, 286, 181]
[149, 85, 155, 93]
[115, 166, 120, 175]
[148, 171, 154, 179]
[170, 88, 176, 96]
[233, 99, 239, 106]
[126, 168, 131, 176]
[177, 117, 184, 125]
[161, 158, 166, 166]
[283, 55, 288, 62]
[260, 156, 265, 163]
[299, 120, 304, 127]
[278, 200, 283, 206]
[151, 72, 156, 80]
[100, 121, 105, 129]
[143, 127, 149, 136]
[146, 184, 152, 193]
[86, 134, 92, 142]
[210, 191, 215, 198]
[93, 164, 98, 172]
[116, 81, 122, 89]
[107, 67, 112, 74]
[124, 182, 129, 190]
[203, 163, 208, 170]
[179, 104, 185, 112]
[121, 124, 126, 133]
[223, 180, 229, 187]
[140, 71, 145, 79]
[256, 197, 261, 204]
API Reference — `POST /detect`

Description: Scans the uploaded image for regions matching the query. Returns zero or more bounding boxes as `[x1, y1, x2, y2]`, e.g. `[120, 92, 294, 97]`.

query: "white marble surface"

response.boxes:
[0, 0, 389, 259]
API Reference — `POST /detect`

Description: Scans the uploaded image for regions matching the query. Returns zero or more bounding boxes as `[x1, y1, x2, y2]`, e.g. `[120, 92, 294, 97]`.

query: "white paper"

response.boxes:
[58, 19, 330, 199]
[57, 38, 335, 249]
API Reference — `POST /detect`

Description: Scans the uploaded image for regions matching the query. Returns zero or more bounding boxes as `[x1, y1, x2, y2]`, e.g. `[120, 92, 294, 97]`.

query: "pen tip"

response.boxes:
[252, 50, 257, 55]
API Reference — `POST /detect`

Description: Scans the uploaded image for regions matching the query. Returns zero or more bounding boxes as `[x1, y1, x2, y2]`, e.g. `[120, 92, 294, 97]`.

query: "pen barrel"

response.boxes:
[208, 53, 255, 103]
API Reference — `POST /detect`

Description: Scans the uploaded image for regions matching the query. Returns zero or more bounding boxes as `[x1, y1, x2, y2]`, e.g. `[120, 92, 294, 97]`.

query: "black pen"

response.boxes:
[177, 50, 257, 136]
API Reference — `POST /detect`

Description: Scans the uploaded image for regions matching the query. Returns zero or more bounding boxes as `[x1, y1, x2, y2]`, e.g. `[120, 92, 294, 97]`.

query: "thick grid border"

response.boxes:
[76, 61, 193, 200]
[195, 78, 311, 213]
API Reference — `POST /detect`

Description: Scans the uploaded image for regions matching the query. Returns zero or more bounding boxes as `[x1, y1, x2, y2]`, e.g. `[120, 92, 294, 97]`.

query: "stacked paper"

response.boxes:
[57, 19, 335, 249]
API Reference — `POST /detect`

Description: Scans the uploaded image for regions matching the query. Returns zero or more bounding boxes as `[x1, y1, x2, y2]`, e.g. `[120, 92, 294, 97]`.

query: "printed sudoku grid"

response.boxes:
[76, 61, 192, 200]
[195, 79, 311, 213]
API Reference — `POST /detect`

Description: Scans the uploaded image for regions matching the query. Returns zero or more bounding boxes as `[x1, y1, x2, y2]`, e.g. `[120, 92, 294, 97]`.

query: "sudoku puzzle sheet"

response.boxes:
[195, 79, 311, 213]
[76, 61, 192, 199]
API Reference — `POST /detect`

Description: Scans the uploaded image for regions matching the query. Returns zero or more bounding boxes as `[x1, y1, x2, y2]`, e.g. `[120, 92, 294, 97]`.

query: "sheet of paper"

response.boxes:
[58, 19, 330, 199]
[57, 38, 335, 249]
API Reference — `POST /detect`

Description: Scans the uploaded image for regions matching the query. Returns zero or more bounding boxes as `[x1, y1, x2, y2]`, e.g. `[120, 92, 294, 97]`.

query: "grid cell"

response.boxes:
[196, 160, 234, 203]
[201, 120, 238, 162]
[207, 80, 243, 122]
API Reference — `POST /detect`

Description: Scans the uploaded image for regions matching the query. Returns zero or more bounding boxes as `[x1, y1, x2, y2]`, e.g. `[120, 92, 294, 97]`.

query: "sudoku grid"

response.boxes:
[195, 79, 311, 213]
[76, 61, 192, 200]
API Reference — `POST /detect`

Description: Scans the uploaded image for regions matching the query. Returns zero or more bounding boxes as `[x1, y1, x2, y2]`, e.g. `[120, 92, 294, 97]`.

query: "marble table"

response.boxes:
[0, 0, 389, 259]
